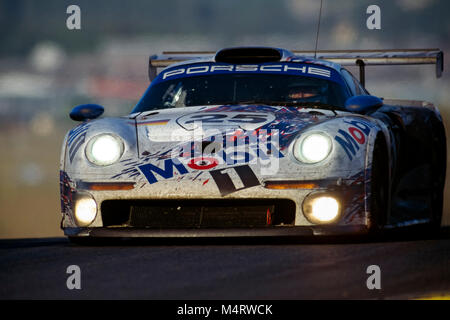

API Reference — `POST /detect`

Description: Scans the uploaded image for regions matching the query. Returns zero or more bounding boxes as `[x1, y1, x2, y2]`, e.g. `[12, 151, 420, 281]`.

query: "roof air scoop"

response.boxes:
[215, 47, 283, 63]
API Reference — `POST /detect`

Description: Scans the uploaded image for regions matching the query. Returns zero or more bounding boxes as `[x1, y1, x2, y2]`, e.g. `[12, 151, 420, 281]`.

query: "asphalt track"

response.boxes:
[1, 227, 450, 299]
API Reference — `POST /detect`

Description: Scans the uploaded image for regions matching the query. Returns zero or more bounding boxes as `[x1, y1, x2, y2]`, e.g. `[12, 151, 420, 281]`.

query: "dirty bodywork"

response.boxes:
[60, 47, 446, 238]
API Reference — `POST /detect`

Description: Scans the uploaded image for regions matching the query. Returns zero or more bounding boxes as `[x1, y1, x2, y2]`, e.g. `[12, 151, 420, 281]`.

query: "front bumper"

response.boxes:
[63, 176, 367, 221]
[61, 169, 369, 235]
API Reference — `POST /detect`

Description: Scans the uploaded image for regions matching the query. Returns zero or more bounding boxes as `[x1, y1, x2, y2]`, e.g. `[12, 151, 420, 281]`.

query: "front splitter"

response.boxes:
[64, 225, 368, 238]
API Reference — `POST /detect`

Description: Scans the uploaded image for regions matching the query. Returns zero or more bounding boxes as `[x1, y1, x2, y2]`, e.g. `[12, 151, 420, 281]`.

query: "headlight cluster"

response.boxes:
[302, 193, 341, 224]
[293, 132, 332, 164]
[74, 197, 97, 226]
[85, 134, 124, 166]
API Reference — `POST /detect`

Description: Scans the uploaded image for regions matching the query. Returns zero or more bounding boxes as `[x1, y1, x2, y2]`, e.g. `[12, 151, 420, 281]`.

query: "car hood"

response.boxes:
[133, 105, 338, 157]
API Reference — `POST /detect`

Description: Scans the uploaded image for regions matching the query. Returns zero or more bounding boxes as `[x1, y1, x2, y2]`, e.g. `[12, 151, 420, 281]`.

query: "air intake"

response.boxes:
[215, 47, 283, 63]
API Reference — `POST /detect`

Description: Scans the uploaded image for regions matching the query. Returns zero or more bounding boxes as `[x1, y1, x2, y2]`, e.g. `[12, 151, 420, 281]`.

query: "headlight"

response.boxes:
[74, 197, 97, 226]
[303, 193, 341, 224]
[294, 132, 332, 164]
[85, 134, 124, 166]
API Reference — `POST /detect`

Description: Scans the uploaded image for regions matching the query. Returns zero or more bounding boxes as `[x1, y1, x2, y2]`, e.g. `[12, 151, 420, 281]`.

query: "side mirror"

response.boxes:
[70, 104, 104, 121]
[345, 95, 383, 114]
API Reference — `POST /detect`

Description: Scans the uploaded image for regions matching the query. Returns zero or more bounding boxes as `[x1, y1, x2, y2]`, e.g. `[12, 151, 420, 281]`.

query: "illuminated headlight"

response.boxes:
[294, 132, 332, 164]
[74, 197, 97, 226]
[303, 193, 341, 224]
[85, 134, 124, 166]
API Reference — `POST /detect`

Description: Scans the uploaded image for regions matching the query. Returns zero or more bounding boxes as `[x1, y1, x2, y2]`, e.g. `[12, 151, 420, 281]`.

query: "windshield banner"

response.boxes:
[153, 62, 345, 85]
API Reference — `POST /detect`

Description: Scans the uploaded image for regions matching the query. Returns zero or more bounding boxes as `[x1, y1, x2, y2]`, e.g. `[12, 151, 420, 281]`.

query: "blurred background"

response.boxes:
[0, 0, 449, 238]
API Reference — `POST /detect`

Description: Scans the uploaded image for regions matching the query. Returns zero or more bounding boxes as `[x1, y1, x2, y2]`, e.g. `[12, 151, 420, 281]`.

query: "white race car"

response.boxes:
[60, 47, 446, 241]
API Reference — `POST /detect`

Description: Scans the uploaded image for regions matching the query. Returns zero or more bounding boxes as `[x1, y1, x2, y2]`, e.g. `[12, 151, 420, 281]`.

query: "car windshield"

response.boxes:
[133, 73, 348, 113]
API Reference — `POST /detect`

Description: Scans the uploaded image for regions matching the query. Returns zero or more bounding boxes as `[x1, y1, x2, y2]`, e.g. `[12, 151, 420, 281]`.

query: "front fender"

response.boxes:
[290, 115, 390, 225]
[62, 117, 138, 178]
[287, 115, 388, 177]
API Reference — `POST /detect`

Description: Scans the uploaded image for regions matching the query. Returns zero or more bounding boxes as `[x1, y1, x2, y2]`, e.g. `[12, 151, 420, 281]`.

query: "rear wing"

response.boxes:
[148, 52, 214, 80]
[148, 49, 444, 87]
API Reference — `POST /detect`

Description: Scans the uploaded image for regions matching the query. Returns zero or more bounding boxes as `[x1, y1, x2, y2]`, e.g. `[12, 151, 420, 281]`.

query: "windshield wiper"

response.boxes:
[221, 100, 340, 115]
[289, 102, 340, 115]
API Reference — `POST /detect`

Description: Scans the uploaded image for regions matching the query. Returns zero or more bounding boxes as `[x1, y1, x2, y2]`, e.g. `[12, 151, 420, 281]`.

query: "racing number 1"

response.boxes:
[209, 165, 260, 196]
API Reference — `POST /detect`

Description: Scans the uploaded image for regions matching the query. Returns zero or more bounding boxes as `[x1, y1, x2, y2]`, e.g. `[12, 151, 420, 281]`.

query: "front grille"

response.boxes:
[101, 199, 296, 228]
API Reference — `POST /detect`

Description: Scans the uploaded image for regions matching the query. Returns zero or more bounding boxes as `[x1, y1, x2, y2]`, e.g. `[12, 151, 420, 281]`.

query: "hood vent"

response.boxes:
[215, 47, 282, 63]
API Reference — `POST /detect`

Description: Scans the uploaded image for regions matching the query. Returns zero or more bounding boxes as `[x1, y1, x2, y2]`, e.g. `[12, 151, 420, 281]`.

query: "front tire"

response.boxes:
[368, 135, 389, 233]
[429, 118, 446, 230]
